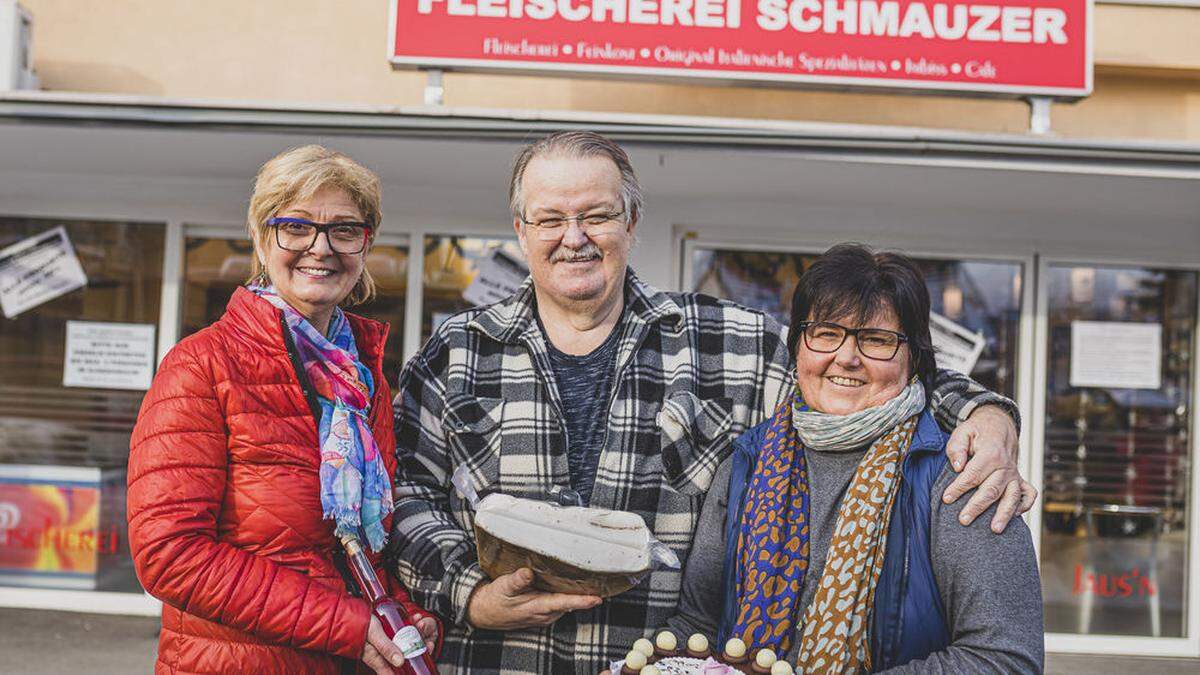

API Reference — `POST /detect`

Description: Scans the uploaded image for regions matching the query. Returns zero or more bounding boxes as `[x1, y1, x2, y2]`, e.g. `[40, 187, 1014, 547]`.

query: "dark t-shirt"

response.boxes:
[539, 315, 622, 505]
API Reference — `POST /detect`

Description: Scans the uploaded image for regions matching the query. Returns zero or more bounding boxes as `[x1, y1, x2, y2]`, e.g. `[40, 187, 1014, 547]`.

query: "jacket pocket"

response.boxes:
[441, 393, 503, 501]
[656, 392, 734, 496]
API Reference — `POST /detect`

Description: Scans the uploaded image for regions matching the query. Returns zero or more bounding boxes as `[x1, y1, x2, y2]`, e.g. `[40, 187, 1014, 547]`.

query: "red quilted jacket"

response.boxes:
[128, 288, 437, 674]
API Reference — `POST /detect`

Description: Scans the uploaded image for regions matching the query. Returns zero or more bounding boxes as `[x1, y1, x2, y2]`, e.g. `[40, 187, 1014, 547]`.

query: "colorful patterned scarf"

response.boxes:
[733, 385, 924, 672]
[251, 285, 394, 552]
[732, 390, 811, 655]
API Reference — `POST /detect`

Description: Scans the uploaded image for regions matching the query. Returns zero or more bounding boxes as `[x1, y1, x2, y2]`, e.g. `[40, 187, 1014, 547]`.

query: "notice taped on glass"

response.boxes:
[0, 226, 89, 319]
[1070, 320, 1162, 390]
[62, 321, 157, 391]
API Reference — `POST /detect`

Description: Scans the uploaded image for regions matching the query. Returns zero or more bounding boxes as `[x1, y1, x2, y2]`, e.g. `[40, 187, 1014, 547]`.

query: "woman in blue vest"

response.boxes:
[662, 243, 1043, 673]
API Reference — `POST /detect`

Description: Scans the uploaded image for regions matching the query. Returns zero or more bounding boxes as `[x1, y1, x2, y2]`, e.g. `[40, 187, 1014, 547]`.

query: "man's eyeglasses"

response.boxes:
[518, 211, 626, 242]
[267, 217, 372, 255]
[798, 321, 908, 361]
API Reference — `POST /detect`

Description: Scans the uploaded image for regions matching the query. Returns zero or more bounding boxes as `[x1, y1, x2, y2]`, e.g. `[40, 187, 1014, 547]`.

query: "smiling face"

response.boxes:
[256, 186, 366, 329]
[795, 305, 912, 416]
[513, 154, 634, 309]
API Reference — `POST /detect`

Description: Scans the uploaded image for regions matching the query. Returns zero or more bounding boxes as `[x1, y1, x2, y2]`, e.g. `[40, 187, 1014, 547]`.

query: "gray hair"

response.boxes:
[509, 131, 645, 224]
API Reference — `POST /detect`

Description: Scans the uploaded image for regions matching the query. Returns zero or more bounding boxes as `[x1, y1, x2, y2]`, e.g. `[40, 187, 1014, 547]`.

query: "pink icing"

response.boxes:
[699, 657, 739, 674]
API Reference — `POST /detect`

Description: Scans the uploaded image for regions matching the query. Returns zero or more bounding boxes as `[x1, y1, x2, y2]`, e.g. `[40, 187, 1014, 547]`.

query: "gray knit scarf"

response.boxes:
[792, 380, 927, 453]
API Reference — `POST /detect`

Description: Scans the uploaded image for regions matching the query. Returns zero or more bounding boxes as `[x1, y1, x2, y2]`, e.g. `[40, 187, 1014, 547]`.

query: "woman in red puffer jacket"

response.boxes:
[128, 145, 440, 675]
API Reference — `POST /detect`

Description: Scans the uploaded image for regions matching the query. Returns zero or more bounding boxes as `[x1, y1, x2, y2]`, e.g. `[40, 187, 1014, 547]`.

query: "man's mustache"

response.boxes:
[551, 242, 602, 262]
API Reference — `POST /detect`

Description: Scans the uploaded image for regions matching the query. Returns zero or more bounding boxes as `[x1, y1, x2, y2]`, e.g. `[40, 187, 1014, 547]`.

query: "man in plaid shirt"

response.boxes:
[387, 132, 1033, 674]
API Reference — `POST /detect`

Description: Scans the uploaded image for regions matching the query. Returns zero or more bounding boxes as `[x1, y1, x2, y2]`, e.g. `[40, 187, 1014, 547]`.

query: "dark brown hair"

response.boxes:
[786, 243, 937, 392]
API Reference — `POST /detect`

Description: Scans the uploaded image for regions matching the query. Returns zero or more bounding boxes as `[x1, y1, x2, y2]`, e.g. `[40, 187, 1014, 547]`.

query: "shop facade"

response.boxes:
[1, 0, 1199, 661]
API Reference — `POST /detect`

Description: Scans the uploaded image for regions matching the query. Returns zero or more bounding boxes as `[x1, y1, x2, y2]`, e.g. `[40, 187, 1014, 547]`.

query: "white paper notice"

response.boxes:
[63, 321, 157, 391]
[0, 226, 89, 318]
[1070, 321, 1162, 390]
[930, 311, 986, 375]
[463, 248, 528, 307]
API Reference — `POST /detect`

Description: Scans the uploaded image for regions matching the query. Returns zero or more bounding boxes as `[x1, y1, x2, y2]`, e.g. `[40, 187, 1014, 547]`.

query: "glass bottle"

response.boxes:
[341, 535, 437, 675]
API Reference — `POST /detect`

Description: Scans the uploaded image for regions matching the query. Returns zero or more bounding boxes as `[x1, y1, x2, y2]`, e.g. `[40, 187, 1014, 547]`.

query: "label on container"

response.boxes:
[392, 625, 427, 658]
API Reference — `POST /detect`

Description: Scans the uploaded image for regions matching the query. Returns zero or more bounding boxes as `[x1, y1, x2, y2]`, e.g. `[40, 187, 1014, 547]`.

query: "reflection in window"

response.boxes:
[421, 235, 526, 342]
[0, 216, 164, 593]
[181, 236, 408, 387]
[691, 248, 1022, 398]
[1040, 265, 1195, 638]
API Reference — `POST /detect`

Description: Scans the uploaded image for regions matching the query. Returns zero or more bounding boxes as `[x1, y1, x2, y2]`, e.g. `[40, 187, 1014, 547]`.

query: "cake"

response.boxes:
[611, 634, 798, 675]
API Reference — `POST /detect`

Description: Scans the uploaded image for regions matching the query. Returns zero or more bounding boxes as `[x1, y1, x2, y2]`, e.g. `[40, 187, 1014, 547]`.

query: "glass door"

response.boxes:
[1036, 261, 1197, 653]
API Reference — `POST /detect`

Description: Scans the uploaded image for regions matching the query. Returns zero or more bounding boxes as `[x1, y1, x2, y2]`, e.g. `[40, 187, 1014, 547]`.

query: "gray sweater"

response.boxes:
[665, 449, 1044, 673]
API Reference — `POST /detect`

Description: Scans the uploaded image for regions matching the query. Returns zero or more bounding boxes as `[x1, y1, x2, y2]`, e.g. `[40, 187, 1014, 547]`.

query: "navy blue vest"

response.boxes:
[716, 409, 951, 671]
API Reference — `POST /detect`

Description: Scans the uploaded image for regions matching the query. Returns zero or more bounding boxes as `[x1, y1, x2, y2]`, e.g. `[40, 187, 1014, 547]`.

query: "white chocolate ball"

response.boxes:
[687, 633, 709, 653]
[655, 631, 677, 652]
[624, 650, 647, 671]
[724, 637, 747, 659]
[642, 666, 661, 675]
[755, 649, 777, 668]
[632, 638, 655, 658]
[770, 661, 794, 675]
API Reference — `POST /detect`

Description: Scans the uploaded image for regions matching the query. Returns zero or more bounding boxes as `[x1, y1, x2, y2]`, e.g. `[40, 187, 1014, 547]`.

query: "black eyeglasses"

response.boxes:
[267, 217, 372, 254]
[798, 321, 908, 361]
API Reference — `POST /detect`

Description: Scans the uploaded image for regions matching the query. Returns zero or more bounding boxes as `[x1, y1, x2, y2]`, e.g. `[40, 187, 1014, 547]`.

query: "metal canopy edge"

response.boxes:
[1, 91, 1197, 178]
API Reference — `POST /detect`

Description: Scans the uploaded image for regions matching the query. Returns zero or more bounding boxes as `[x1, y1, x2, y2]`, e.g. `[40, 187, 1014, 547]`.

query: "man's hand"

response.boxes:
[942, 404, 1038, 533]
[466, 567, 602, 630]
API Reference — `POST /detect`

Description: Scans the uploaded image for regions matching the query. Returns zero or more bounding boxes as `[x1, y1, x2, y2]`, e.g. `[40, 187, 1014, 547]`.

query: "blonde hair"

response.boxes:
[246, 145, 383, 306]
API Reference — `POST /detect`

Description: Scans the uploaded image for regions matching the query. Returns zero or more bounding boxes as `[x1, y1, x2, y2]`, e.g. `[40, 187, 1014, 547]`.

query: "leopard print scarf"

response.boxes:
[796, 414, 919, 673]
[732, 385, 923, 672]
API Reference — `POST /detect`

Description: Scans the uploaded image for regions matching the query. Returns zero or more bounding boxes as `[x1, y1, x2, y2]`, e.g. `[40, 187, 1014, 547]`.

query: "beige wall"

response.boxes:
[19, 0, 1200, 140]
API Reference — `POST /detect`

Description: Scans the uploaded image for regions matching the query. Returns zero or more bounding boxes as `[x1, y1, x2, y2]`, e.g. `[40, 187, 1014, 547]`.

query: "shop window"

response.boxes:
[690, 247, 1023, 398]
[181, 235, 409, 387]
[0, 217, 164, 593]
[1040, 264, 1195, 638]
[421, 235, 525, 343]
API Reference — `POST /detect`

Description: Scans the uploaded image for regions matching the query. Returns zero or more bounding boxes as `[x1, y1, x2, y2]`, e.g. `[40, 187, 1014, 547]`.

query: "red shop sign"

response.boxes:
[390, 1, 1092, 98]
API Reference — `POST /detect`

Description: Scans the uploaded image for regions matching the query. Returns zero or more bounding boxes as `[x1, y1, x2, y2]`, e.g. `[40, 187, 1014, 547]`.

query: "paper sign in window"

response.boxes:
[1069, 321, 1162, 390]
[0, 226, 88, 318]
[930, 311, 986, 375]
[62, 321, 156, 391]
[463, 248, 529, 307]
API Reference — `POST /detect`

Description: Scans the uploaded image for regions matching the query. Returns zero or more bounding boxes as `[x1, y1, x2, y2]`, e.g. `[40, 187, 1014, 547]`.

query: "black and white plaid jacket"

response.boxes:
[387, 271, 1014, 675]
